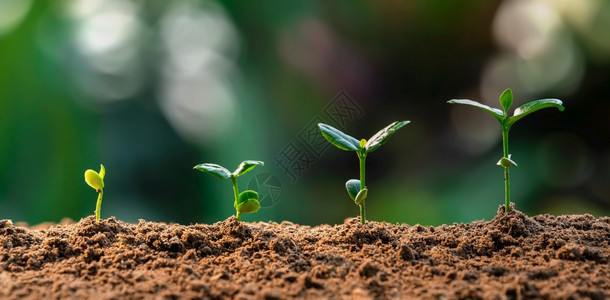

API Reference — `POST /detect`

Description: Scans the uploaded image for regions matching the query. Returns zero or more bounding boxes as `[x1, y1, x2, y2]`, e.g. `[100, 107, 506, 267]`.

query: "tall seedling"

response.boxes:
[448, 89, 564, 212]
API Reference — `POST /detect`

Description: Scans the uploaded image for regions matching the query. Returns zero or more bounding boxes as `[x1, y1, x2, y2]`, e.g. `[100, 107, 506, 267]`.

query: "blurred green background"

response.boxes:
[1, 0, 609, 226]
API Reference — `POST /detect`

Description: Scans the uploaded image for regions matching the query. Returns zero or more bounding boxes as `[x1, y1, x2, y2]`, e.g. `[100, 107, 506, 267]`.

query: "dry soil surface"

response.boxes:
[1, 206, 609, 299]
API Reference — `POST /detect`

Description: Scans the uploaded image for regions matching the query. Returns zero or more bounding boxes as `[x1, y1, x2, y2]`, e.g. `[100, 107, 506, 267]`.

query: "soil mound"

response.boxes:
[1, 207, 608, 299]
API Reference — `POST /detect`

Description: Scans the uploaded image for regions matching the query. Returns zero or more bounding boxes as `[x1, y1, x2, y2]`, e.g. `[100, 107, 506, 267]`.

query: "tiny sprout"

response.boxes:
[448, 88, 564, 212]
[319, 121, 410, 224]
[85, 164, 106, 222]
[193, 160, 264, 221]
[1, 219, 13, 228]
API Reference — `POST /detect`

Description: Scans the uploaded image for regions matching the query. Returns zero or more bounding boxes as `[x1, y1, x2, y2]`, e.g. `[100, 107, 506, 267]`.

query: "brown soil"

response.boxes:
[1, 206, 609, 299]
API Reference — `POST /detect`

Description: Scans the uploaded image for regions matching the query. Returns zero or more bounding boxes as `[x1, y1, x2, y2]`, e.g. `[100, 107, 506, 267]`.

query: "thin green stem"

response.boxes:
[95, 190, 103, 222]
[358, 152, 367, 224]
[502, 126, 510, 213]
[230, 176, 241, 220]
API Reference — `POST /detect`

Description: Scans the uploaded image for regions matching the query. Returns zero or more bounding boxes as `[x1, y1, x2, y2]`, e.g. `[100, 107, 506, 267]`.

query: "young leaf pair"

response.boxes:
[319, 121, 409, 224]
[194, 160, 264, 221]
[448, 89, 564, 212]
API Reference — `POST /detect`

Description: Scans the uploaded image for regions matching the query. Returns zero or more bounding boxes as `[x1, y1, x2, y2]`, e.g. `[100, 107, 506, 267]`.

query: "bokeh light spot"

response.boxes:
[0, 0, 33, 38]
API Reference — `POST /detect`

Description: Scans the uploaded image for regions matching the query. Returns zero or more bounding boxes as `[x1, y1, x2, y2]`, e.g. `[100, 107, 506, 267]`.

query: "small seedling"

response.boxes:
[318, 121, 410, 224]
[448, 89, 564, 212]
[85, 164, 106, 222]
[194, 160, 264, 221]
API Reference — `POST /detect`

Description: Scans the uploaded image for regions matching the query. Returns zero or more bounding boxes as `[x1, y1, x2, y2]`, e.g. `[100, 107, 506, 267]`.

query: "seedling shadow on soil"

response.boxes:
[1, 206, 609, 299]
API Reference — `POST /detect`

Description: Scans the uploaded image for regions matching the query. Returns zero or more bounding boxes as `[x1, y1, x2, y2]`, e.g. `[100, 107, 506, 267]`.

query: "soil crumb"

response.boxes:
[1, 207, 609, 299]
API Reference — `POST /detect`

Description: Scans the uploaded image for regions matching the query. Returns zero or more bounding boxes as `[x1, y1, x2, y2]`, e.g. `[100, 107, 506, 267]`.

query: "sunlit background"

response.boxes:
[1, 0, 609, 226]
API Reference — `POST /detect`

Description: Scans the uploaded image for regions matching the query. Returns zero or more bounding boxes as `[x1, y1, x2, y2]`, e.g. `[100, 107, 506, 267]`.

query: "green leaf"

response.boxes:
[345, 179, 361, 201]
[499, 89, 513, 113]
[85, 169, 104, 191]
[236, 190, 261, 214]
[193, 163, 231, 180]
[365, 121, 410, 153]
[233, 160, 264, 177]
[447, 99, 505, 121]
[496, 155, 518, 168]
[318, 123, 361, 151]
[506, 99, 564, 127]
[354, 188, 368, 205]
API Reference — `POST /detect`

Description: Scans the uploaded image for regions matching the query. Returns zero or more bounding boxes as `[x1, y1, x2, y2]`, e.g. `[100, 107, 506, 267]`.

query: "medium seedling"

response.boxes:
[85, 164, 106, 222]
[194, 160, 264, 221]
[448, 89, 564, 212]
[318, 121, 409, 224]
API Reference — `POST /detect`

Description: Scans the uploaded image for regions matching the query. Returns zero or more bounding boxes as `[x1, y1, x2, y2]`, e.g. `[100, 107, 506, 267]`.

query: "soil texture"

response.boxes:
[1, 206, 609, 299]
